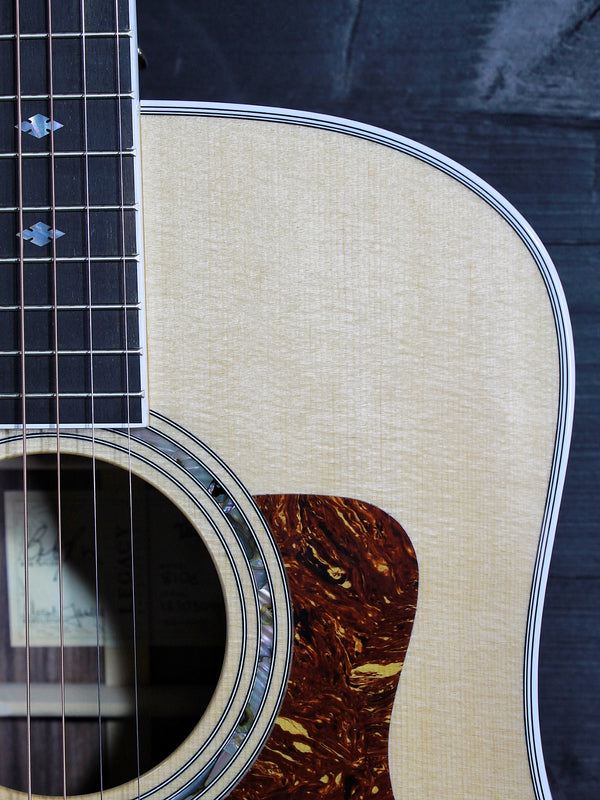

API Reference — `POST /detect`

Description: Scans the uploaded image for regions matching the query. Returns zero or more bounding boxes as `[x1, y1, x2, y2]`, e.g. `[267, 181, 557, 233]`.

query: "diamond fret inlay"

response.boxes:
[17, 222, 65, 247]
[17, 115, 64, 139]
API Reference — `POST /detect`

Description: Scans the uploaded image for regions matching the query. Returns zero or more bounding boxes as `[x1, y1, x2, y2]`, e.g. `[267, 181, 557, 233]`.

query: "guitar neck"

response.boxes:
[0, 0, 147, 429]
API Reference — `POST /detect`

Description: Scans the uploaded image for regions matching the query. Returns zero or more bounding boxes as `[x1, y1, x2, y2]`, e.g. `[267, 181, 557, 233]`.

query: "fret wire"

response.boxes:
[0, 33, 134, 40]
[1, 304, 142, 310]
[0, 152, 137, 158]
[0, 256, 141, 263]
[11, 421, 143, 432]
[0, 92, 135, 100]
[0, 349, 143, 355]
[2, 205, 139, 211]
[0, 392, 144, 399]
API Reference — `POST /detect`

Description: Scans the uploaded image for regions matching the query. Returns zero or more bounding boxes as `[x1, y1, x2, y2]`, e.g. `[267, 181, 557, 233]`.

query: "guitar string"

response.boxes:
[14, 2, 33, 799]
[45, 2, 69, 796]
[79, 0, 105, 794]
[114, 0, 143, 791]
[12, 3, 137, 794]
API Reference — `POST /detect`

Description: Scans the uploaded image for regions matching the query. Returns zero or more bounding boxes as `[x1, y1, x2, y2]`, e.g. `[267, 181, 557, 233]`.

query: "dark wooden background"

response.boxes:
[135, 2, 599, 798]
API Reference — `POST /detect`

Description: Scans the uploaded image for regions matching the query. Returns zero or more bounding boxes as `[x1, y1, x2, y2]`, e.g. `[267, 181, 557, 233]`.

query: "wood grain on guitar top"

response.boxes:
[230, 495, 418, 800]
[140, 110, 565, 799]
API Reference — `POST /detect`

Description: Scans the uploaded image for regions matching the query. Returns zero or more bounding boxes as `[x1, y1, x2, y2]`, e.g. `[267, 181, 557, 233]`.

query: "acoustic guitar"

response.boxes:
[0, 1, 574, 800]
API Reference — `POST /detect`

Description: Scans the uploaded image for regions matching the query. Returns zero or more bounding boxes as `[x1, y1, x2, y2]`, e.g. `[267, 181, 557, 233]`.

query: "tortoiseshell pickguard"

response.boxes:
[229, 494, 418, 800]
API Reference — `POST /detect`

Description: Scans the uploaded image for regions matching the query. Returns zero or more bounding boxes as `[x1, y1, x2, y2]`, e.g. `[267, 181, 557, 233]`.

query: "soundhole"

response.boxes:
[0, 454, 227, 796]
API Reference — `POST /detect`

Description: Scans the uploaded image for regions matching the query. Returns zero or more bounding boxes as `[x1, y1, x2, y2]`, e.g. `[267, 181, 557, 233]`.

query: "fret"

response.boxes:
[0, 354, 142, 410]
[0, 354, 143, 427]
[0, 150, 136, 157]
[0, 32, 135, 40]
[0, 347, 141, 374]
[0, 99, 134, 152]
[0, 153, 135, 207]
[1, 0, 131, 36]
[1, 210, 138, 258]
[0, 397, 143, 428]
[3, 206, 138, 212]
[0, 35, 132, 96]
[0, 349, 142, 356]
[0, 255, 139, 263]
[2, 151, 135, 206]
[0, 392, 144, 398]
[68, 0, 131, 34]
[0, 93, 134, 100]
[1, 304, 141, 311]
[0, 308, 140, 351]
[0, 350, 142, 418]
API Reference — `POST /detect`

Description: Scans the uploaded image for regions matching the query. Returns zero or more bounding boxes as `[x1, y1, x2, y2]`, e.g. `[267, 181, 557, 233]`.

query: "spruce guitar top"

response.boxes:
[0, 1, 573, 800]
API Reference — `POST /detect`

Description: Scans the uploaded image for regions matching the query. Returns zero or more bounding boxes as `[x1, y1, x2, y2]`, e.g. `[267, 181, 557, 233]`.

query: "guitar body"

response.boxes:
[135, 104, 573, 800]
[0, 97, 572, 800]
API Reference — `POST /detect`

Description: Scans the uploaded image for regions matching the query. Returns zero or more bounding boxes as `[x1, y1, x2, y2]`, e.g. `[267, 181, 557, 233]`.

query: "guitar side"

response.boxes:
[138, 103, 573, 800]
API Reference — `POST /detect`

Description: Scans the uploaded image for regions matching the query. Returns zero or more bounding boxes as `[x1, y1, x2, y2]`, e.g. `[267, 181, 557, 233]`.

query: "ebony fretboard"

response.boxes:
[0, 0, 146, 428]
